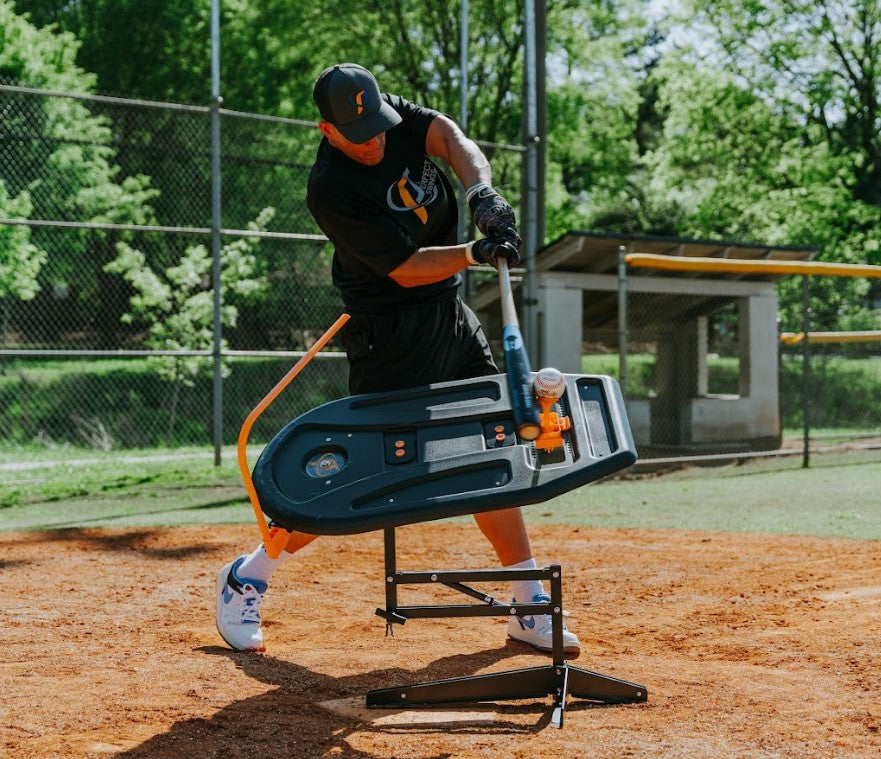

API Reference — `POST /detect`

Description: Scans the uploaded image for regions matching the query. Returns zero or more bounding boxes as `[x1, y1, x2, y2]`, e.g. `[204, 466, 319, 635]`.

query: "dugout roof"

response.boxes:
[535, 230, 817, 278]
[470, 230, 818, 334]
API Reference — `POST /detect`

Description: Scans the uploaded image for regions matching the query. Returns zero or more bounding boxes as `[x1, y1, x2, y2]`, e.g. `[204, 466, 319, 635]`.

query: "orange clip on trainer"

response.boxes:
[534, 395, 571, 453]
[237, 313, 351, 559]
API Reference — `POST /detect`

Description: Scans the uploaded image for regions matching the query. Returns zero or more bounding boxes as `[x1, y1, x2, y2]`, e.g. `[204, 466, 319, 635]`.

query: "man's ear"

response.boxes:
[318, 121, 334, 139]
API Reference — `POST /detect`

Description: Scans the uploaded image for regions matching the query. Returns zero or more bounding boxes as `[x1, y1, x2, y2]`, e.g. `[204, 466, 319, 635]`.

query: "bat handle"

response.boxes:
[497, 255, 519, 329]
[496, 255, 541, 441]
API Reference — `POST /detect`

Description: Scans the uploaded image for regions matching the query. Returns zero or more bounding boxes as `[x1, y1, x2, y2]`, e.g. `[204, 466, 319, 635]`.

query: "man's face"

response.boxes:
[320, 122, 386, 166]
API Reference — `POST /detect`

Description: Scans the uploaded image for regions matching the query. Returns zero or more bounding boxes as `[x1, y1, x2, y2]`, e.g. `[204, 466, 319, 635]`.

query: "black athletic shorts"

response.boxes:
[340, 295, 498, 394]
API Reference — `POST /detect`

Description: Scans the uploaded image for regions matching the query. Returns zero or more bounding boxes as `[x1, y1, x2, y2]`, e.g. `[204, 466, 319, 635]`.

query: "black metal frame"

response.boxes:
[367, 527, 647, 728]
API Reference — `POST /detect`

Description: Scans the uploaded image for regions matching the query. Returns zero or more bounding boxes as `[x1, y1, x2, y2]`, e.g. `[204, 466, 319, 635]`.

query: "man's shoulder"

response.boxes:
[383, 93, 440, 123]
[307, 148, 368, 220]
[306, 149, 341, 213]
[308, 142, 342, 193]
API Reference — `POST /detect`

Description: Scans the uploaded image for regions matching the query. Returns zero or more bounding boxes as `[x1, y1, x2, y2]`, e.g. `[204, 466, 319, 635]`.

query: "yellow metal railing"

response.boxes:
[780, 331, 881, 345]
[625, 253, 881, 279]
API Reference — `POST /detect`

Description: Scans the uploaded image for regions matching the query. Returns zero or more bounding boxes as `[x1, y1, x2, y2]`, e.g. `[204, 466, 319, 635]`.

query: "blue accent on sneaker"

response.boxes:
[515, 593, 552, 630]
[224, 557, 268, 601]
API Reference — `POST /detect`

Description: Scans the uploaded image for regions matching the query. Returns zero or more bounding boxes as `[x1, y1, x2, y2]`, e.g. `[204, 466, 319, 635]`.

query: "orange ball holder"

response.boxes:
[534, 395, 571, 453]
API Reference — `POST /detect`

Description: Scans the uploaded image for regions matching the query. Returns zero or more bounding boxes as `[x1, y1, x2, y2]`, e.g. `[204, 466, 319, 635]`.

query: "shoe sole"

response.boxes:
[215, 562, 265, 653]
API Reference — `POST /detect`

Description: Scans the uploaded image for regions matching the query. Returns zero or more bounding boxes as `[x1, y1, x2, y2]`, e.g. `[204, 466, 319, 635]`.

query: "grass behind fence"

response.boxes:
[582, 352, 881, 430]
[2, 352, 879, 449]
[0, 356, 349, 449]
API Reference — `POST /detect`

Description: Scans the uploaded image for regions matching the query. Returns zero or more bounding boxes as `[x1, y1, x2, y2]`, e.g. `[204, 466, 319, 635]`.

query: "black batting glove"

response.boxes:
[468, 235, 522, 269]
[467, 183, 519, 241]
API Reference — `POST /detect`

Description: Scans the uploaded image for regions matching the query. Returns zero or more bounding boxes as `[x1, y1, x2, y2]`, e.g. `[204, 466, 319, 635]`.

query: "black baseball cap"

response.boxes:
[313, 63, 402, 144]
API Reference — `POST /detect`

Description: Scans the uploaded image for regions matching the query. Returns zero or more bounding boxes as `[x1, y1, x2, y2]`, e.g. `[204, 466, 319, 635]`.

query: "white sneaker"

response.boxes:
[215, 556, 267, 651]
[508, 594, 581, 656]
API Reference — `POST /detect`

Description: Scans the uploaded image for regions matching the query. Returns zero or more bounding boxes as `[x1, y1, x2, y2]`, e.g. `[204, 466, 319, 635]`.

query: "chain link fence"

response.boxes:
[5, 84, 878, 469]
[778, 281, 881, 468]
[615, 268, 881, 467]
[0, 81, 523, 456]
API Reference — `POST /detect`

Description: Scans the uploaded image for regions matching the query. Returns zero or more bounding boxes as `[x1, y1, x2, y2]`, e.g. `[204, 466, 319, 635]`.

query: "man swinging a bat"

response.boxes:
[215, 63, 580, 656]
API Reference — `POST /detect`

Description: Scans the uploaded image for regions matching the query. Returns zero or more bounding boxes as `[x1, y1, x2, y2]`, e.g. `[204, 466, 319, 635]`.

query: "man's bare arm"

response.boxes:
[388, 236, 519, 288]
[387, 244, 472, 288]
[425, 114, 491, 190]
[425, 114, 519, 243]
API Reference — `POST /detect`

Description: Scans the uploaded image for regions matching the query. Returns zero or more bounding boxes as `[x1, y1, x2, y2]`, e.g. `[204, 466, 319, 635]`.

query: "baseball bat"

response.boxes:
[497, 256, 541, 441]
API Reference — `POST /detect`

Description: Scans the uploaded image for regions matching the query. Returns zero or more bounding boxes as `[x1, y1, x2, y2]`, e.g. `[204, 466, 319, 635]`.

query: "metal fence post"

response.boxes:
[523, 0, 539, 364]
[801, 275, 811, 468]
[456, 0, 469, 247]
[618, 245, 629, 399]
[210, 0, 223, 466]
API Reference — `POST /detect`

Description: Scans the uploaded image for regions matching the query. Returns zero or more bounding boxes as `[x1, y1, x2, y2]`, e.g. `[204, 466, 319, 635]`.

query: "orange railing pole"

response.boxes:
[237, 313, 350, 558]
[625, 253, 881, 279]
[780, 330, 881, 345]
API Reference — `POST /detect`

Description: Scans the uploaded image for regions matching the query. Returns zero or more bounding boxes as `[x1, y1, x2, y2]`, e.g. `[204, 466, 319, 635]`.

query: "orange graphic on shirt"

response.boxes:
[397, 176, 429, 224]
[386, 165, 438, 225]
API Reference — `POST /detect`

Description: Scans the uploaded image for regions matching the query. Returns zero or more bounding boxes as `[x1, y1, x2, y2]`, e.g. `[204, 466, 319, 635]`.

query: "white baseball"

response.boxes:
[532, 367, 566, 399]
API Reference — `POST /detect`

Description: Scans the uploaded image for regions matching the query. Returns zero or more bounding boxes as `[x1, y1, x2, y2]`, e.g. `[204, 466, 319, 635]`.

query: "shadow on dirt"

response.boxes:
[114, 644, 565, 758]
[15, 527, 216, 559]
[0, 558, 30, 570]
[9, 496, 244, 531]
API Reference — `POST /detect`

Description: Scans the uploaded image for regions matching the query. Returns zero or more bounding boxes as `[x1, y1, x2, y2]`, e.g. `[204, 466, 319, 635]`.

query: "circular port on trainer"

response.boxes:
[304, 449, 348, 478]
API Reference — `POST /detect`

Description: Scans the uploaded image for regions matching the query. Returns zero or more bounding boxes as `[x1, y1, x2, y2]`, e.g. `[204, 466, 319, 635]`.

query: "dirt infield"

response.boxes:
[3, 523, 880, 758]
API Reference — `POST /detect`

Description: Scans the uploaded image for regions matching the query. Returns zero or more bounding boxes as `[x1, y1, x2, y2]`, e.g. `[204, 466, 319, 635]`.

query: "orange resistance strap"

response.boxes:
[237, 313, 351, 558]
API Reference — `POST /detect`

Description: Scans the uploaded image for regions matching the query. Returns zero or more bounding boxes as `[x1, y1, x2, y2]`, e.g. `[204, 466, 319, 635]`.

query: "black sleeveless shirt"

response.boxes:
[307, 94, 461, 313]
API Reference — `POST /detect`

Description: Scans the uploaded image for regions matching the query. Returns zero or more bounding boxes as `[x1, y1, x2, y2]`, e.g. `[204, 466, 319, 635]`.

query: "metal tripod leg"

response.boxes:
[551, 663, 569, 728]
[369, 527, 648, 727]
[366, 662, 647, 727]
[367, 664, 559, 707]
[565, 665, 648, 703]
[367, 664, 648, 727]
[554, 664, 648, 727]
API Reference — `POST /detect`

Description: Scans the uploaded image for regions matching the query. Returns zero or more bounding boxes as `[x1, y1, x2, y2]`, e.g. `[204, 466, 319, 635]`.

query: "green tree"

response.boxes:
[12, 0, 661, 245]
[1, 0, 158, 344]
[652, 2, 881, 329]
[690, 0, 881, 209]
[643, 57, 876, 328]
[14, 0, 326, 114]
[104, 208, 273, 441]
[540, 1, 669, 237]
[0, 186, 44, 301]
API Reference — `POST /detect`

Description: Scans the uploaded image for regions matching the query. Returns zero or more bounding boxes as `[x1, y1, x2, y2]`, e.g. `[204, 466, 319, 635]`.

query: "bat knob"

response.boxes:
[516, 421, 542, 441]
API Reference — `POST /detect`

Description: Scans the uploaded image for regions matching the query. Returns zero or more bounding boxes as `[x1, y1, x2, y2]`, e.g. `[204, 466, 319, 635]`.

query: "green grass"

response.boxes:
[1, 453, 251, 531]
[0, 442, 215, 464]
[581, 353, 742, 397]
[525, 455, 881, 539]
[1, 356, 348, 448]
[2, 448, 879, 539]
[4, 352, 878, 449]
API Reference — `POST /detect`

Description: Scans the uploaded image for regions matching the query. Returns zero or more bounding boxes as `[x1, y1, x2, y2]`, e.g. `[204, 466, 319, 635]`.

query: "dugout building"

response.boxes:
[470, 231, 817, 458]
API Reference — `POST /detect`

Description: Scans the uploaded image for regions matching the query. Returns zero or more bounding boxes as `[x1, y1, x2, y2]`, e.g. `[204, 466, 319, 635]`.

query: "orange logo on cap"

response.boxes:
[354, 90, 365, 115]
